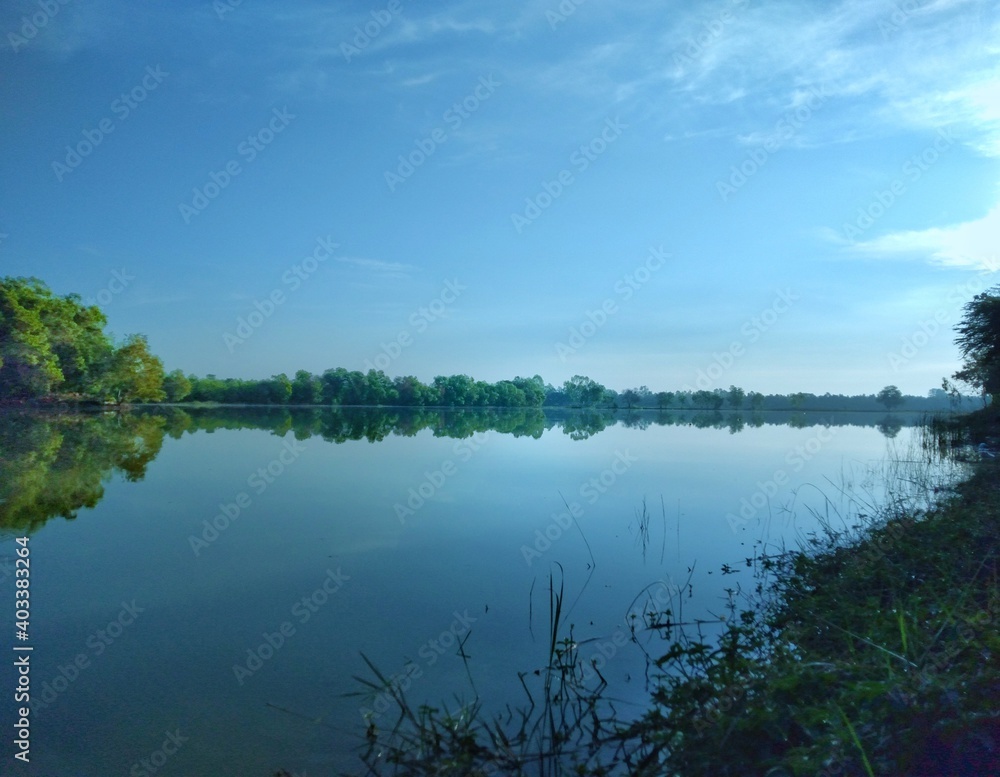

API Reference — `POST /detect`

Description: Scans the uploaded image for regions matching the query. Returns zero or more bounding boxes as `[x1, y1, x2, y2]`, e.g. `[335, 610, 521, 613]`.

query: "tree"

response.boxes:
[727, 385, 745, 410]
[876, 385, 904, 411]
[563, 375, 606, 407]
[162, 369, 192, 402]
[748, 391, 765, 411]
[953, 286, 1000, 405]
[692, 389, 723, 410]
[621, 388, 641, 409]
[290, 370, 321, 404]
[103, 335, 165, 403]
[0, 277, 116, 398]
[0, 278, 64, 398]
[655, 391, 673, 410]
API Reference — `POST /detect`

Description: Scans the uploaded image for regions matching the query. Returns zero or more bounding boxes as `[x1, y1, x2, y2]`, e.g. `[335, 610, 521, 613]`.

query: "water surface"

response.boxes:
[0, 407, 952, 776]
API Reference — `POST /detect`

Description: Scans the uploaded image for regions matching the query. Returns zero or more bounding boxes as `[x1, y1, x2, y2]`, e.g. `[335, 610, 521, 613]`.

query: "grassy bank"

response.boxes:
[353, 410, 999, 776]
[617, 408, 999, 776]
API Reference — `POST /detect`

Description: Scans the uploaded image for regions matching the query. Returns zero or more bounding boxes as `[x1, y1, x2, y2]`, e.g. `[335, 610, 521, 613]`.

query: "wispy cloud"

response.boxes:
[335, 256, 416, 279]
[848, 204, 1000, 272]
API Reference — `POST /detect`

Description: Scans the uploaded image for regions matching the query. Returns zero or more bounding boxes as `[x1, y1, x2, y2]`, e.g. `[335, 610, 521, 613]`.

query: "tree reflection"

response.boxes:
[0, 411, 165, 534]
[0, 405, 933, 534]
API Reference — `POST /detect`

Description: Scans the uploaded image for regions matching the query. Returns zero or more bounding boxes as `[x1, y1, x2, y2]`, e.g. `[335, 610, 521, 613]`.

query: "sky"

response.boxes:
[1, 0, 998, 396]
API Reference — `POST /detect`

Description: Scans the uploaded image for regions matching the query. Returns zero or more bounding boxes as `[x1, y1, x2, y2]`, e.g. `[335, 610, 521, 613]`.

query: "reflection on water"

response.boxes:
[0, 406, 954, 776]
[0, 406, 929, 535]
[0, 411, 166, 534]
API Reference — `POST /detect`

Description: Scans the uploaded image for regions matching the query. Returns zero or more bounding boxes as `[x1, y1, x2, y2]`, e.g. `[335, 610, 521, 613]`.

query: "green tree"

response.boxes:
[103, 335, 166, 403]
[264, 373, 293, 404]
[953, 286, 1000, 404]
[748, 391, 765, 411]
[511, 375, 546, 407]
[162, 369, 192, 402]
[692, 389, 723, 410]
[365, 369, 398, 405]
[563, 375, 606, 407]
[655, 391, 673, 410]
[727, 385, 745, 409]
[621, 388, 641, 409]
[876, 385, 904, 411]
[290, 370, 321, 404]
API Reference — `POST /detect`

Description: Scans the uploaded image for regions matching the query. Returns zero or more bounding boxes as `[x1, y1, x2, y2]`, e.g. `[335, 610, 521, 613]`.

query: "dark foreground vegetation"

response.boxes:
[346, 408, 999, 776]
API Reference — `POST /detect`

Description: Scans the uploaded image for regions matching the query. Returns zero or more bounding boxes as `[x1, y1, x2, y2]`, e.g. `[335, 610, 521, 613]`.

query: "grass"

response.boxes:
[347, 408, 1000, 776]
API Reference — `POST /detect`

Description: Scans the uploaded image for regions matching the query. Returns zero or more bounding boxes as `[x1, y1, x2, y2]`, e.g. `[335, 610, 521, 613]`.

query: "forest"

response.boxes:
[0, 276, 990, 412]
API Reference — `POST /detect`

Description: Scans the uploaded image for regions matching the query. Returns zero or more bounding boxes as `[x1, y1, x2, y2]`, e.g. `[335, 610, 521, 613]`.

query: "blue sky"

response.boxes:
[2, 0, 998, 395]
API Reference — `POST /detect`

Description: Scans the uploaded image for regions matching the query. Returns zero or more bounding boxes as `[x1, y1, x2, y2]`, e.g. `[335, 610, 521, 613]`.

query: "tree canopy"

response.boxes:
[953, 286, 1000, 403]
[0, 276, 162, 402]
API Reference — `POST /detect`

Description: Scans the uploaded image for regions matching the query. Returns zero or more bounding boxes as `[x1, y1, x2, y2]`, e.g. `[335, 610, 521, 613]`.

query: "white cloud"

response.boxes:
[849, 203, 1000, 271]
[334, 256, 416, 278]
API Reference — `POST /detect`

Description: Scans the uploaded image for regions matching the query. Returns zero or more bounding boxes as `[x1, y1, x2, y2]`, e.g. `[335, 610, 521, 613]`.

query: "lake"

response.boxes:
[0, 407, 961, 776]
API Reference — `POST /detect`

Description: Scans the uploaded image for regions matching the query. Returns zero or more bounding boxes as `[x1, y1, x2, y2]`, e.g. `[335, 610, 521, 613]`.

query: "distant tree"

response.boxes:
[876, 385, 904, 411]
[621, 388, 641, 409]
[563, 375, 606, 407]
[655, 391, 673, 410]
[511, 375, 546, 406]
[748, 391, 765, 411]
[692, 389, 723, 410]
[102, 335, 166, 403]
[789, 392, 807, 409]
[393, 375, 429, 406]
[290, 370, 321, 404]
[727, 385, 745, 410]
[162, 369, 192, 402]
[952, 286, 1000, 405]
[264, 373, 293, 404]
[364, 369, 397, 405]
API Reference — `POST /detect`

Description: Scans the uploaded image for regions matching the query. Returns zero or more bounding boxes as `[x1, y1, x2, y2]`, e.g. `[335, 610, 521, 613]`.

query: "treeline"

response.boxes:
[179, 373, 977, 413]
[0, 277, 983, 411]
[183, 371, 549, 408]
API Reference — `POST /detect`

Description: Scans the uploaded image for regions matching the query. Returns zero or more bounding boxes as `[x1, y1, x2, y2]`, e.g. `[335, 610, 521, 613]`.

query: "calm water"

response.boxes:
[0, 407, 956, 776]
